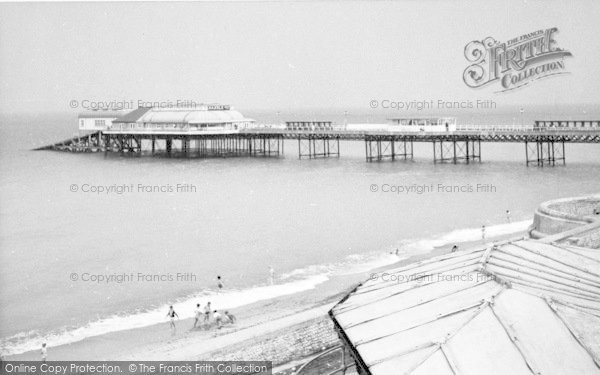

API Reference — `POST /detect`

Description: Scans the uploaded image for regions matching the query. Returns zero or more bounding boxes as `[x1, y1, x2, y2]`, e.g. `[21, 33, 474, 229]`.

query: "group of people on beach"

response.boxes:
[166, 275, 237, 334]
[166, 303, 236, 334]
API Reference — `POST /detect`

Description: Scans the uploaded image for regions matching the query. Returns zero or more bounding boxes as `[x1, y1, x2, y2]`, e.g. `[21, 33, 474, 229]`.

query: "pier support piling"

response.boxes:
[433, 138, 481, 164]
[526, 138, 565, 166]
[298, 135, 340, 159]
[365, 136, 413, 162]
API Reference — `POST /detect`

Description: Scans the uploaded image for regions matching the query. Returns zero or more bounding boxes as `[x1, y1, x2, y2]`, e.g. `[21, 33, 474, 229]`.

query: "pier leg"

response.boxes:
[453, 139, 457, 164]
[526, 139, 564, 167]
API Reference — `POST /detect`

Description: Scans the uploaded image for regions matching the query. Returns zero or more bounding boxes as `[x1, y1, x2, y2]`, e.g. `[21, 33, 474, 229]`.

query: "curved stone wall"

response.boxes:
[530, 195, 600, 239]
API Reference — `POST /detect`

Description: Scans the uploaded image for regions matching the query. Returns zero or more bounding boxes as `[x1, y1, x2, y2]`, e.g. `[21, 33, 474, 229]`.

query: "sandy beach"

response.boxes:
[6, 229, 527, 367]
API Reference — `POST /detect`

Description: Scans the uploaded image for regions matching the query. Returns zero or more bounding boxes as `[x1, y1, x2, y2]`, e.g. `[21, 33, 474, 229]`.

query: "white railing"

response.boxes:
[105, 122, 600, 134]
[455, 124, 535, 132]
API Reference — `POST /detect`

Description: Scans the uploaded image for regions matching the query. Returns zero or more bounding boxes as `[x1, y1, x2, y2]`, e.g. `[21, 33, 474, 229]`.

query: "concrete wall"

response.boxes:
[531, 195, 600, 239]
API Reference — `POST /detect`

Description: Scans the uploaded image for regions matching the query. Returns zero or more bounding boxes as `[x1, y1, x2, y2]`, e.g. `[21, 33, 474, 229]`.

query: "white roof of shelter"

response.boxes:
[330, 239, 600, 375]
[135, 106, 254, 124]
[78, 111, 123, 119]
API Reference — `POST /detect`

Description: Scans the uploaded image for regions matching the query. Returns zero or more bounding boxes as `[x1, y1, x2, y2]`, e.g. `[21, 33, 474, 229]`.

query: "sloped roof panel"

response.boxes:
[344, 281, 503, 345]
[330, 239, 600, 375]
[368, 346, 439, 375]
[493, 289, 599, 374]
[444, 307, 532, 375]
[357, 309, 476, 366]
[409, 350, 454, 375]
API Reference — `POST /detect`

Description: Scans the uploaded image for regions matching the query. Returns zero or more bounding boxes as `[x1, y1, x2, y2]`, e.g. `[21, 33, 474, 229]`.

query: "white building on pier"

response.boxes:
[105, 104, 255, 135]
[78, 111, 123, 132]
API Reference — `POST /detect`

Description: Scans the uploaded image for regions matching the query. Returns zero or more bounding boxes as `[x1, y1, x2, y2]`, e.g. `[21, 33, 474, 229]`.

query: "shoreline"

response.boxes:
[5, 228, 527, 362]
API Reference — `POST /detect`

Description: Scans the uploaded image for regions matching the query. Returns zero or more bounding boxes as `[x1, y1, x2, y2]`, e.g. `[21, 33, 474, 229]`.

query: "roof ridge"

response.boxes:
[345, 279, 494, 330]
[546, 300, 600, 368]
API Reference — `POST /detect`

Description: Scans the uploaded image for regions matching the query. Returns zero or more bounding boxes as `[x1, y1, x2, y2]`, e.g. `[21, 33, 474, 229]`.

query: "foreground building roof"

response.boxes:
[329, 239, 600, 375]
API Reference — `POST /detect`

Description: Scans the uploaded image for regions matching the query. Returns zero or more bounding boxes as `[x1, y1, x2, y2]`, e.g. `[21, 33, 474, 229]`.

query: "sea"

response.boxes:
[0, 107, 599, 356]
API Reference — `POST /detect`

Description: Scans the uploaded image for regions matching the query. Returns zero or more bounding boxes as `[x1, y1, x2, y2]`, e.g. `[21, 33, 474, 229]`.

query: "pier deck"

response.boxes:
[36, 123, 600, 166]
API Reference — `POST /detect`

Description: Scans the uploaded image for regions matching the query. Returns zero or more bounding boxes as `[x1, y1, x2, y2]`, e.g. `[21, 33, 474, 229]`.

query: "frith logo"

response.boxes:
[463, 28, 572, 92]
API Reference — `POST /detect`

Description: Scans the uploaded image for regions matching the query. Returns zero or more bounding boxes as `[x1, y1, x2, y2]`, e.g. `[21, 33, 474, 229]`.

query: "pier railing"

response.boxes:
[103, 121, 600, 135]
[241, 123, 600, 133]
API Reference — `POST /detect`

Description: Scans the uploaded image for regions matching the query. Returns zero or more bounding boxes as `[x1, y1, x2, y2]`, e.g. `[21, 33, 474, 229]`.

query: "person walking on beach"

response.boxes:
[40, 343, 47, 362]
[217, 276, 224, 290]
[203, 302, 212, 323]
[166, 306, 179, 334]
[506, 210, 511, 223]
[481, 225, 486, 240]
[451, 245, 458, 253]
[193, 303, 202, 328]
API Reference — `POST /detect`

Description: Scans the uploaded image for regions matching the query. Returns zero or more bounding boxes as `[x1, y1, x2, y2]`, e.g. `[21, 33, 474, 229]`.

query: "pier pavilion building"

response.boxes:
[107, 104, 255, 134]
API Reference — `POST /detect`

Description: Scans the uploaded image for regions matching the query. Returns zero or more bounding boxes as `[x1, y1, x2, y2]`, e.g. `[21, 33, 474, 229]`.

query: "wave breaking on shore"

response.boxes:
[0, 219, 531, 357]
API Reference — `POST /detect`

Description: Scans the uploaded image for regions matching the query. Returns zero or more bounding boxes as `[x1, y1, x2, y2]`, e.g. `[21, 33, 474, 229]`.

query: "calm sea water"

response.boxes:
[0, 109, 599, 355]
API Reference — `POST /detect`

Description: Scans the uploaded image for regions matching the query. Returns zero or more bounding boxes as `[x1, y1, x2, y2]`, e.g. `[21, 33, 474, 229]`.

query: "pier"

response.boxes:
[35, 106, 600, 166]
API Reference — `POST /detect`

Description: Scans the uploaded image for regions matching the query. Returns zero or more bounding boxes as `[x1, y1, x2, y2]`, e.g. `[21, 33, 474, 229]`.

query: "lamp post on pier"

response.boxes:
[520, 107, 525, 127]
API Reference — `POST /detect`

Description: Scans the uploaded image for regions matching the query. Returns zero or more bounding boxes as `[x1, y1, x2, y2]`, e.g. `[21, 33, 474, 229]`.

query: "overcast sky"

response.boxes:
[0, 0, 599, 114]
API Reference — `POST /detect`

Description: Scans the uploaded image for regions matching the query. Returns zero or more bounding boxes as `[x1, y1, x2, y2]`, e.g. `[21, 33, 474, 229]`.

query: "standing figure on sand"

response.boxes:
[166, 306, 179, 335]
[193, 303, 202, 328]
[481, 225, 486, 240]
[203, 302, 212, 323]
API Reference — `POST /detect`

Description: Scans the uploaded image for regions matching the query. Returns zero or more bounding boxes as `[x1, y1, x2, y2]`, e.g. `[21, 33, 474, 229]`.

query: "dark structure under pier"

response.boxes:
[38, 132, 285, 158]
[525, 138, 566, 166]
[365, 135, 414, 162]
[432, 137, 481, 164]
[297, 134, 340, 159]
